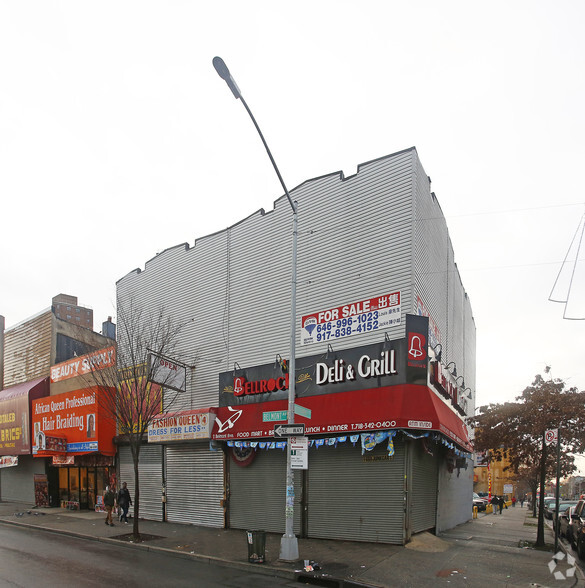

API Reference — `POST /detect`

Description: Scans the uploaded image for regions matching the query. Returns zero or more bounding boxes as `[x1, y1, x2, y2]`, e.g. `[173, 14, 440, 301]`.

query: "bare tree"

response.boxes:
[85, 295, 187, 541]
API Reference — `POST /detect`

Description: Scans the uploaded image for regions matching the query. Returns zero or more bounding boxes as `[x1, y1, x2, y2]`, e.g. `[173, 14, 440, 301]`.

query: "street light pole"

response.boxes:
[212, 57, 299, 561]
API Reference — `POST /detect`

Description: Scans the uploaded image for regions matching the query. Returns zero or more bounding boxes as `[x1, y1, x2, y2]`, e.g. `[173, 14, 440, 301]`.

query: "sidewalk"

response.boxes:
[0, 501, 581, 587]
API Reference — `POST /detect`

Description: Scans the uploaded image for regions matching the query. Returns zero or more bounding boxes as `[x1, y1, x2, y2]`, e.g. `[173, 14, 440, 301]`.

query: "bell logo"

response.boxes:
[234, 377, 244, 396]
[408, 333, 426, 360]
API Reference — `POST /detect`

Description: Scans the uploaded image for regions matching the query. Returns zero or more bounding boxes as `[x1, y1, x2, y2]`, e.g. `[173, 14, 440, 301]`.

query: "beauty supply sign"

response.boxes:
[50, 346, 116, 383]
[301, 292, 401, 345]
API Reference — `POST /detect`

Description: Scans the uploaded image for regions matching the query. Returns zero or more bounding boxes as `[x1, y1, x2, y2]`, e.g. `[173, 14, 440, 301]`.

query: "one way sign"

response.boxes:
[274, 423, 305, 438]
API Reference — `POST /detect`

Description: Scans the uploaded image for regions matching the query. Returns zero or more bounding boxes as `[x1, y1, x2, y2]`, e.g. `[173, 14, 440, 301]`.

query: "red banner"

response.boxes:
[213, 384, 471, 451]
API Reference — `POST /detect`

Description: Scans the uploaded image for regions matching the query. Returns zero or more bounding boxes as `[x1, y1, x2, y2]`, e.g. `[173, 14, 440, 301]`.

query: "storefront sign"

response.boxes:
[213, 384, 472, 452]
[234, 374, 289, 397]
[315, 350, 397, 385]
[0, 377, 49, 455]
[50, 346, 116, 383]
[405, 314, 428, 385]
[147, 352, 187, 393]
[0, 456, 18, 468]
[31, 387, 116, 456]
[147, 409, 215, 442]
[52, 455, 75, 465]
[220, 338, 408, 407]
[301, 292, 401, 345]
[429, 360, 468, 416]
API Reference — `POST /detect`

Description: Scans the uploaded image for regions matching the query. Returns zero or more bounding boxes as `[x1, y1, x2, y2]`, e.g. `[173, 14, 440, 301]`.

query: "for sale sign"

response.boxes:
[301, 292, 401, 345]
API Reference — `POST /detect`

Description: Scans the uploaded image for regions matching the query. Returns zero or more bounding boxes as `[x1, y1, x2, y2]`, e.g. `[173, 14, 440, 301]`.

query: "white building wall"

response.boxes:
[117, 146, 476, 532]
[436, 454, 475, 533]
[117, 147, 422, 408]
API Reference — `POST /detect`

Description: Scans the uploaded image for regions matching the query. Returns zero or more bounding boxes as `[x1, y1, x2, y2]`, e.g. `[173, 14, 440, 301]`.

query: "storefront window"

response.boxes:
[59, 468, 68, 503]
[87, 470, 96, 509]
[51, 465, 112, 509]
[69, 468, 79, 502]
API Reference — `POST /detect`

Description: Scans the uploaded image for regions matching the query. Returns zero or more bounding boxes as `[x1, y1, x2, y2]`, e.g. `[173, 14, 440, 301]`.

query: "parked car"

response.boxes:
[568, 499, 585, 559]
[553, 501, 578, 533]
[473, 492, 488, 512]
[543, 497, 557, 518]
[546, 498, 576, 520]
[559, 505, 576, 542]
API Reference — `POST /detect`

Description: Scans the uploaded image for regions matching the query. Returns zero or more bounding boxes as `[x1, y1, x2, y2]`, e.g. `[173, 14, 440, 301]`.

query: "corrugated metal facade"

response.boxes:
[3, 312, 53, 388]
[116, 149, 419, 405]
[307, 440, 406, 544]
[0, 455, 46, 503]
[119, 445, 163, 521]
[409, 439, 439, 534]
[116, 147, 476, 537]
[228, 449, 302, 534]
[165, 444, 224, 527]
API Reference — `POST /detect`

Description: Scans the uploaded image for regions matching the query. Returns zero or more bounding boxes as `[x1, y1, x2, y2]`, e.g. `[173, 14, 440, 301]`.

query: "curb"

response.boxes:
[0, 518, 297, 582]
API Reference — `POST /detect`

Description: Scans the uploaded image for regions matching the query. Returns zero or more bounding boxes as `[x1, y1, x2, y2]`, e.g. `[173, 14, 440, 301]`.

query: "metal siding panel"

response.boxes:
[0, 455, 46, 503]
[228, 449, 301, 534]
[412, 156, 476, 416]
[119, 445, 163, 521]
[115, 148, 476, 537]
[115, 149, 418, 403]
[3, 312, 53, 387]
[410, 440, 438, 533]
[165, 444, 224, 527]
[307, 440, 406, 544]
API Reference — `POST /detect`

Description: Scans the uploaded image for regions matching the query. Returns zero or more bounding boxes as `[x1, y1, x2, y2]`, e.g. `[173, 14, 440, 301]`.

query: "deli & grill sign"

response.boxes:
[219, 342, 405, 407]
[219, 315, 429, 406]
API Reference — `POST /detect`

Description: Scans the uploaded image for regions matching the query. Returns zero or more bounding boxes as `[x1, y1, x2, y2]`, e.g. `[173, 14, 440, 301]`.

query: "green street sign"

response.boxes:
[262, 410, 288, 422]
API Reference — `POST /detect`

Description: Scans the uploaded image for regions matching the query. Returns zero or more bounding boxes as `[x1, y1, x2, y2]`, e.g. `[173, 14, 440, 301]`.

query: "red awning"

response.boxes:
[213, 384, 472, 452]
[0, 376, 48, 400]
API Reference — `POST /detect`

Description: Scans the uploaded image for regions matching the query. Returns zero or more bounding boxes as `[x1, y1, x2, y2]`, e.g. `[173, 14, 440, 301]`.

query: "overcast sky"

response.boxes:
[1, 1, 584, 412]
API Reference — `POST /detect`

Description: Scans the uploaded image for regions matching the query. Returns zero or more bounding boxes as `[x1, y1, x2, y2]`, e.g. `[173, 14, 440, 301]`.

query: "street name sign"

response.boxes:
[273, 423, 305, 437]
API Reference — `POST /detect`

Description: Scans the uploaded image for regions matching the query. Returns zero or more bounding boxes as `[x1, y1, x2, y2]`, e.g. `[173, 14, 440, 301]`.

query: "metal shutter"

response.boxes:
[410, 439, 438, 533]
[165, 444, 224, 527]
[119, 445, 163, 521]
[228, 448, 301, 534]
[307, 439, 406, 544]
[0, 455, 46, 503]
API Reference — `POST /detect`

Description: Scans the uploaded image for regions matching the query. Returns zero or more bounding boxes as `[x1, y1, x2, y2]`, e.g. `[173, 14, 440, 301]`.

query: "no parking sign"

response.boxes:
[545, 429, 558, 445]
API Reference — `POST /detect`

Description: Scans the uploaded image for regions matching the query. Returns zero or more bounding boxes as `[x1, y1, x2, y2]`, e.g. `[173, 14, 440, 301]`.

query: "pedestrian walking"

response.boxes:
[499, 496, 504, 514]
[520, 495, 525, 508]
[512, 496, 516, 507]
[491, 495, 499, 515]
[117, 482, 132, 524]
[103, 485, 116, 526]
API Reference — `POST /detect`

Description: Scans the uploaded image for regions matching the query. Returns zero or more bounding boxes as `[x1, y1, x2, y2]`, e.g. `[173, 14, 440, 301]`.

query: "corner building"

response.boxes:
[117, 147, 476, 543]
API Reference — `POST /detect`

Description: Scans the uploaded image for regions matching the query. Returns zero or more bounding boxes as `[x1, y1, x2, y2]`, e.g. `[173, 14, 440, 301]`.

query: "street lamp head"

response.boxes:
[212, 56, 241, 99]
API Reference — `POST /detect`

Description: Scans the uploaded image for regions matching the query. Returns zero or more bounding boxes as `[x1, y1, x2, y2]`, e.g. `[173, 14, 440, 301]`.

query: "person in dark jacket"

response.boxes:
[491, 495, 499, 515]
[117, 482, 132, 524]
[103, 485, 116, 526]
